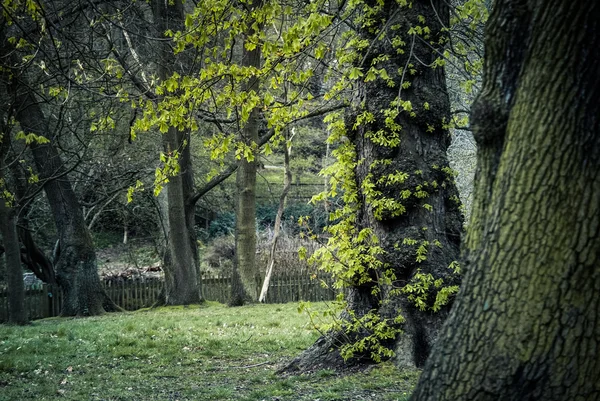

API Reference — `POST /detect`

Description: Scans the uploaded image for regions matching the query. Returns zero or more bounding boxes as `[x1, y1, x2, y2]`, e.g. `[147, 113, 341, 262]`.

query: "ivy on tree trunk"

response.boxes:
[284, 0, 463, 372]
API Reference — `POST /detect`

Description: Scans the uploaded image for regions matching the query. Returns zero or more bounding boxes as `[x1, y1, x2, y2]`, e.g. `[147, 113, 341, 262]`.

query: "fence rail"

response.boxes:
[0, 273, 337, 323]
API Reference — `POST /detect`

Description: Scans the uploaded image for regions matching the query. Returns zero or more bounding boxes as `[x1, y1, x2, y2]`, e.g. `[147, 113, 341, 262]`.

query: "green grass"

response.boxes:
[0, 302, 419, 400]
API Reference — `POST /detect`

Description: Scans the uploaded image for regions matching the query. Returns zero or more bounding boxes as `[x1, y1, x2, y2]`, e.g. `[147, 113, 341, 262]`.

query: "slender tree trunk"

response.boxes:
[231, 133, 259, 305]
[410, 1, 600, 400]
[284, 0, 462, 372]
[154, 0, 201, 305]
[0, 142, 28, 324]
[259, 130, 293, 303]
[231, 4, 263, 305]
[10, 87, 117, 316]
[0, 199, 27, 325]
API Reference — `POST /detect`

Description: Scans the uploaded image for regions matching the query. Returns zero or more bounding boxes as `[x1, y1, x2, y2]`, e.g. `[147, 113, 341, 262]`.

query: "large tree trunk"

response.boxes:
[12, 88, 118, 316]
[410, 1, 600, 400]
[285, 0, 462, 372]
[154, 0, 201, 305]
[230, 6, 263, 306]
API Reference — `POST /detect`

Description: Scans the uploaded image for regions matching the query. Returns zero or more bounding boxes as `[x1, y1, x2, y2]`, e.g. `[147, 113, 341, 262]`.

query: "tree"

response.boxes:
[0, 124, 28, 325]
[230, 0, 264, 305]
[152, 0, 202, 305]
[259, 127, 293, 303]
[410, 0, 600, 399]
[12, 85, 119, 315]
[1, 2, 120, 316]
[285, 0, 463, 371]
[134, 0, 342, 305]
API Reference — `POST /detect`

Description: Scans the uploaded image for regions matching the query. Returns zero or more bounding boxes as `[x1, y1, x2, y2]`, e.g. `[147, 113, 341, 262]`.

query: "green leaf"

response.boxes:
[349, 67, 363, 80]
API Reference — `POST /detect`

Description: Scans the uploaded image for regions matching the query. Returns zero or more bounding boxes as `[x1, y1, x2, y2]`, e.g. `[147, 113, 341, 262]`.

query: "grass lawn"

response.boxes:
[0, 302, 419, 400]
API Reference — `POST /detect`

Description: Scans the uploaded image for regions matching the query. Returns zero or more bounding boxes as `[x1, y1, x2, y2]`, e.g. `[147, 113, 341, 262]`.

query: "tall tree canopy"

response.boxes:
[411, 0, 600, 399]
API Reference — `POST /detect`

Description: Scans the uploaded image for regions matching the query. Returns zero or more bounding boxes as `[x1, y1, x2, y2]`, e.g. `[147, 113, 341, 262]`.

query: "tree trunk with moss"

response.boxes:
[410, 1, 600, 399]
[153, 0, 202, 305]
[284, 0, 463, 372]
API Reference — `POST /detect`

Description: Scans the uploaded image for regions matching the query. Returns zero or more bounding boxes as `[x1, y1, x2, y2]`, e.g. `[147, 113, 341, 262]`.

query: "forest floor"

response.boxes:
[95, 239, 163, 280]
[0, 302, 419, 400]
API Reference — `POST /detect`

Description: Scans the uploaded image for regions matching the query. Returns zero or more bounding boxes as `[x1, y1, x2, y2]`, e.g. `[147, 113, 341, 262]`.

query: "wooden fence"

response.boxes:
[0, 273, 338, 323]
[202, 272, 337, 304]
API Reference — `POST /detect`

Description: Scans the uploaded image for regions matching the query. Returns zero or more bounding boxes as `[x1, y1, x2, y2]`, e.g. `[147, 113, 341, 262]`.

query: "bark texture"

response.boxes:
[231, 6, 263, 306]
[285, 0, 462, 372]
[410, 1, 600, 400]
[12, 88, 117, 316]
[154, 0, 201, 305]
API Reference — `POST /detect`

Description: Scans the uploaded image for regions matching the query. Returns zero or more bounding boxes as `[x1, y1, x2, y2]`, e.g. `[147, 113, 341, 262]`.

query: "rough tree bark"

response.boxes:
[284, 0, 463, 372]
[153, 0, 201, 305]
[12, 87, 118, 316]
[410, 1, 600, 400]
[230, 3, 263, 306]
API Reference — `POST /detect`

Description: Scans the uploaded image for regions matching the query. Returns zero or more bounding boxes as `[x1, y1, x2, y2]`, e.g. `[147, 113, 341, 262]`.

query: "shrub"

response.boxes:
[208, 212, 235, 238]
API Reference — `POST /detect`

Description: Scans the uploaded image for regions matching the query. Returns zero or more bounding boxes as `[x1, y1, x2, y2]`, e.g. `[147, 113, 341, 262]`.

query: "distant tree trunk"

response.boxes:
[230, 4, 263, 306]
[154, 0, 201, 305]
[12, 87, 118, 316]
[284, 0, 462, 372]
[410, 1, 600, 400]
[0, 141, 28, 325]
[0, 198, 27, 325]
[231, 132, 259, 305]
[259, 130, 293, 303]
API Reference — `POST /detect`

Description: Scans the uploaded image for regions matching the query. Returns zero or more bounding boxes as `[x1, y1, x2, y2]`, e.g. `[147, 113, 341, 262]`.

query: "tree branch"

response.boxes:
[187, 102, 347, 207]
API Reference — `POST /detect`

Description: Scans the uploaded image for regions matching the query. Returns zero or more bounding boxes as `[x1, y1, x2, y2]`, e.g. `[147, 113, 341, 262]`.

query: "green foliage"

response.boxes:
[0, 179, 15, 207]
[209, 211, 236, 238]
[14, 131, 49, 145]
[401, 262, 461, 312]
[126, 0, 342, 196]
[339, 310, 405, 362]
